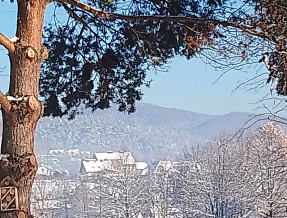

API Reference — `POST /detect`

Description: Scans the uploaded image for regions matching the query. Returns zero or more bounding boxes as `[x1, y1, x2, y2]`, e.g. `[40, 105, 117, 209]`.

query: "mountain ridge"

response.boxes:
[33, 103, 260, 162]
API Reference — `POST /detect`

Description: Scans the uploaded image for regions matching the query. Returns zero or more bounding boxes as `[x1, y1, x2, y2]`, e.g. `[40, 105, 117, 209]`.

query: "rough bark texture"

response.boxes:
[0, 0, 48, 217]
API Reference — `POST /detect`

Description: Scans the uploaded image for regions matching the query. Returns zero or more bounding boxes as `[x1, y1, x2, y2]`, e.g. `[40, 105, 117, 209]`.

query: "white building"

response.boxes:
[93, 151, 136, 165]
[79, 159, 114, 176]
[80, 151, 148, 176]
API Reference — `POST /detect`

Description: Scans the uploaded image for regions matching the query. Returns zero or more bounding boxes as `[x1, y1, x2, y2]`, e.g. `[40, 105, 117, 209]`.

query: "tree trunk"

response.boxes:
[0, 0, 48, 217]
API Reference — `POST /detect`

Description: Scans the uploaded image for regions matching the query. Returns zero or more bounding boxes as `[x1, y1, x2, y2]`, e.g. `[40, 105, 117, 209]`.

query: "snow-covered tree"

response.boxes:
[31, 178, 76, 218]
[245, 122, 287, 217]
[180, 136, 254, 217]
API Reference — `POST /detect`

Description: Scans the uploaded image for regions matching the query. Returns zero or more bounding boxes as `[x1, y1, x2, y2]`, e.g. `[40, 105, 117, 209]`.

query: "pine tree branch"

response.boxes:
[0, 91, 11, 113]
[0, 33, 15, 53]
[61, 2, 86, 24]
[57, 0, 275, 43]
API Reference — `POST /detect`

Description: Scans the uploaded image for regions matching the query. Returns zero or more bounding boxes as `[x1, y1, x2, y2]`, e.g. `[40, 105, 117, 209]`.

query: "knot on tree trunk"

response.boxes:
[24, 45, 48, 61]
[6, 95, 43, 125]
[11, 45, 49, 64]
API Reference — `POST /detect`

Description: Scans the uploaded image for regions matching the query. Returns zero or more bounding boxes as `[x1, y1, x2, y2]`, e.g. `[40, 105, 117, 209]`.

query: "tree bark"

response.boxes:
[0, 0, 48, 217]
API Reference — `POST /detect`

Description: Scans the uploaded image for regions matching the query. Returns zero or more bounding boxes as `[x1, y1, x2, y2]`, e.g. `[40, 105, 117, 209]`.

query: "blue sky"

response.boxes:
[142, 57, 267, 115]
[0, 1, 272, 115]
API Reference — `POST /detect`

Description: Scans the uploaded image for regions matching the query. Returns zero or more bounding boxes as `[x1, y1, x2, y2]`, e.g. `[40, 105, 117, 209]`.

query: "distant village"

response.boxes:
[36, 149, 168, 177]
[32, 123, 287, 218]
[32, 150, 189, 218]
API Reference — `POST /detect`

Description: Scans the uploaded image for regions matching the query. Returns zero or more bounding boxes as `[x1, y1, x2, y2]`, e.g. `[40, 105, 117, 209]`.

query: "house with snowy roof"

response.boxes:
[92, 151, 136, 165]
[154, 160, 174, 174]
[79, 159, 114, 176]
[80, 151, 148, 176]
[136, 162, 149, 176]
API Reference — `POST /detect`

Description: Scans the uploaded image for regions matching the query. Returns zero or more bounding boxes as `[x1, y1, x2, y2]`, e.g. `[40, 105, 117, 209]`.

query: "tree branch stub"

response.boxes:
[0, 33, 15, 53]
[28, 96, 39, 111]
[27, 155, 36, 168]
[0, 92, 11, 113]
[26, 47, 35, 60]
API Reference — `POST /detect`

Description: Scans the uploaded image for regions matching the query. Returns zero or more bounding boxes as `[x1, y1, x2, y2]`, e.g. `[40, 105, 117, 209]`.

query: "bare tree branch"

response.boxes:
[0, 33, 15, 53]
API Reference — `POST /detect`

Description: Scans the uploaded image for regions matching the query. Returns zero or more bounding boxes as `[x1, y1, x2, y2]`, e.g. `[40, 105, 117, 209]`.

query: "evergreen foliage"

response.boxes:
[39, 0, 287, 118]
[40, 0, 234, 118]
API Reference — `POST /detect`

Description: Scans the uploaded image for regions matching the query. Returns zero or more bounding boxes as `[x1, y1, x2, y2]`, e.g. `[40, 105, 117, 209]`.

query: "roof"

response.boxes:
[80, 159, 114, 174]
[136, 162, 148, 170]
[80, 159, 104, 174]
[93, 151, 135, 164]
[67, 149, 80, 155]
[49, 149, 64, 154]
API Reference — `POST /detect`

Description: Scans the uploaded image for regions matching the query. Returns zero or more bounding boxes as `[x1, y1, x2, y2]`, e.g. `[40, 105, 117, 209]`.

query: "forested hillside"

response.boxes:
[32, 103, 260, 161]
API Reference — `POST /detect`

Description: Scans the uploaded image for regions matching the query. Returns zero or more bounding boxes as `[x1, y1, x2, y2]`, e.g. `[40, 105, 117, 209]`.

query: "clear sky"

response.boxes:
[0, 1, 272, 115]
